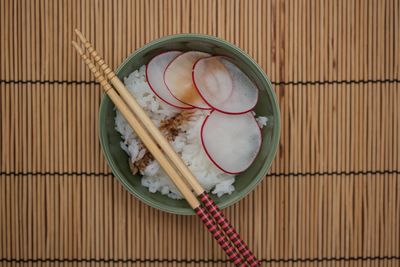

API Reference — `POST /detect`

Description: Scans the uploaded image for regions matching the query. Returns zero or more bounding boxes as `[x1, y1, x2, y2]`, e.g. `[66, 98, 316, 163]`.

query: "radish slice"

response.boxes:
[194, 57, 259, 114]
[201, 111, 262, 174]
[192, 57, 233, 105]
[146, 51, 193, 109]
[164, 51, 211, 109]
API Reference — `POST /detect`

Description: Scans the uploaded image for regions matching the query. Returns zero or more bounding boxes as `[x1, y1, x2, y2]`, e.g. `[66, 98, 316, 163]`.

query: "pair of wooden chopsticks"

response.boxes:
[72, 29, 260, 267]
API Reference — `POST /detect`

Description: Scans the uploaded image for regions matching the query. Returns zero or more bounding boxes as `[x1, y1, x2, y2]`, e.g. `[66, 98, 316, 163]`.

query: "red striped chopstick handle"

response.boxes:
[199, 192, 261, 267]
[194, 206, 247, 267]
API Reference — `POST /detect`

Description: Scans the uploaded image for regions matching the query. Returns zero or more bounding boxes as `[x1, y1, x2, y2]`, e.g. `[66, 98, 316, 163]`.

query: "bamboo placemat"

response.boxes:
[1, 0, 399, 266]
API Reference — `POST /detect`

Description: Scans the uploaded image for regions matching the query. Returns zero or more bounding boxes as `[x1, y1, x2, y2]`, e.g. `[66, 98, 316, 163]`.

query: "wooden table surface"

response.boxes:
[1, 0, 399, 266]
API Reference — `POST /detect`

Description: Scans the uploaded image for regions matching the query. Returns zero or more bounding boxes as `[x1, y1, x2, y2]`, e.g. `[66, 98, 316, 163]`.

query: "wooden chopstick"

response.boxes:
[74, 29, 261, 266]
[74, 29, 261, 267]
[72, 40, 248, 267]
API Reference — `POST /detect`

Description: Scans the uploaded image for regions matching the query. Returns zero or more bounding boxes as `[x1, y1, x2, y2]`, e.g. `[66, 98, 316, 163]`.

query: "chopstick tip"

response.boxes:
[74, 29, 87, 42]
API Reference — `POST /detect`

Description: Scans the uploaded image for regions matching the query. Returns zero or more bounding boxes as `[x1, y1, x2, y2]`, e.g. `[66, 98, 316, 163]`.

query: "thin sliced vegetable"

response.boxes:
[146, 51, 193, 109]
[164, 51, 211, 109]
[201, 111, 262, 174]
[192, 57, 233, 105]
[194, 57, 258, 114]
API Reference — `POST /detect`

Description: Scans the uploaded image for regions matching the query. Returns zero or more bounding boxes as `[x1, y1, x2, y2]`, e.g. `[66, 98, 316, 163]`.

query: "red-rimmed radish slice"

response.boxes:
[146, 51, 193, 109]
[192, 57, 233, 105]
[201, 111, 262, 174]
[194, 57, 258, 114]
[164, 51, 211, 109]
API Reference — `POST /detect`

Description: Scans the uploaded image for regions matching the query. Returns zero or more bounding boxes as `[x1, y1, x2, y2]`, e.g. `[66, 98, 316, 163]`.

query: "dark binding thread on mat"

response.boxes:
[1, 169, 399, 177]
[0, 256, 399, 264]
[0, 80, 98, 85]
[272, 79, 400, 86]
[1, 79, 399, 86]
[270, 169, 400, 177]
[0, 171, 112, 176]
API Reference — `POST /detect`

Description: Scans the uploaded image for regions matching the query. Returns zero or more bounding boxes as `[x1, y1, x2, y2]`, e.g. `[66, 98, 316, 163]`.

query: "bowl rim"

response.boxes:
[99, 33, 281, 215]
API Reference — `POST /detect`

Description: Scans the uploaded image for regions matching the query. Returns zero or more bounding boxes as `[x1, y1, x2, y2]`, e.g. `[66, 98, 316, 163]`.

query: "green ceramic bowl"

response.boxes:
[99, 34, 280, 215]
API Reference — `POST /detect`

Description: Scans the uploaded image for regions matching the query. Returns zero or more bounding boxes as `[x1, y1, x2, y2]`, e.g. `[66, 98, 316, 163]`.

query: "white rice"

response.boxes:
[115, 65, 268, 199]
